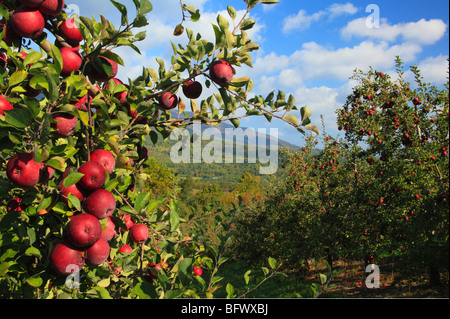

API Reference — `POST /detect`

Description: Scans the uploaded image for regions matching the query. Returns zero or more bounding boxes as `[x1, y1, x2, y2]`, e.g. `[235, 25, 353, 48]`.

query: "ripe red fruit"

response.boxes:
[39, 0, 64, 16]
[101, 216, 117, 242]
[84, 189, 116, 220]
[49, 240, 85, 276]
[59, 18, 83, 45]
[39, 164, 55, 183]
[6, 153, 42, 188]
[129, 224, 149, 243]
[193, 266, 203, 276]
[118, 244, 133, 254]
[59, 179, 85, 205]
[66, 213, 102, 248]
[209, 60, 234, 86]
[90, 149, 116, 174]
[77, 161, 107, 191]
[119, 214, 134, 233]
[10, 6, 45, 39]
[103, 78, 128, 104]
[85, 237, 110, 266]
[19, 0, 44, 7]
[88, 54, 118, 82]
[51, 112, 78, 137]
[158, 92, 178, 110]
[60, 47, 82, 76]
[7, 197, 26, 213]
[0, 95, 13, 115]
[182, 80, 203, 99]
[71, 93, 88, 111]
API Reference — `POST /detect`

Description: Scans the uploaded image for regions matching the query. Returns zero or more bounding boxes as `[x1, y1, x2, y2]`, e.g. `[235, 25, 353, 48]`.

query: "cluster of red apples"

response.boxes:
[5, 147, 149, 276]
[51, 149, 149, 276]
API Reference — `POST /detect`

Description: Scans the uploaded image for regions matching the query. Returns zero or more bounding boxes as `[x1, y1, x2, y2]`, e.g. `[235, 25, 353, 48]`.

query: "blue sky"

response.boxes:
[72, 0, 449, 146]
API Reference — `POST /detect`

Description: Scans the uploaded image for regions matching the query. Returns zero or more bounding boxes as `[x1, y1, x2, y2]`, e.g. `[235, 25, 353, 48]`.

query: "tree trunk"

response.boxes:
[428, 265, 441, 286]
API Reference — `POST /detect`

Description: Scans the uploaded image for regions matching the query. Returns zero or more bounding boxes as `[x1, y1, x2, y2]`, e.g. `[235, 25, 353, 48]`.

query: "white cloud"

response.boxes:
[282, 10, 326, 33]
[282, 2, 358, 33]
[341, 17, 448, 45]
[327, 3, 358, 19]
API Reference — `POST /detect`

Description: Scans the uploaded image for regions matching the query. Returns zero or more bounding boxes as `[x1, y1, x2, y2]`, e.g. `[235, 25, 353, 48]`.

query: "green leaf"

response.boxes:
[287, 94, 295, 112]
[282, 114, 299, 126]
[300, 106, 312, 122]
[260, 0, 279, 4]
[230, 118, 240, 128]
[140, 0, 153, 14]
[26, 275, 43, 288]
[9, 70, 27, 87]
[268, 257, 278, 269]
[93, 287, 112, 299]
[97, 277, 111, 288]
[135, 192, 151, 211]
[217, 14, 229, 30]
[240, 18, 256, 31]
[110, 0, 128, 25]
[177, 258, 192, 274]
[50, 44, 63, 75]
[4, 108, 33, 128]
[170, 209, 180, 232]
[226, 283, 235, 298]
[227, 6, 237, 20]
[319, 273, 328, 285]
[244, 270, 252, 285]
[305, 124, 320, 134]
[23, 51, 42, 66]
[25, 247, 42, 258]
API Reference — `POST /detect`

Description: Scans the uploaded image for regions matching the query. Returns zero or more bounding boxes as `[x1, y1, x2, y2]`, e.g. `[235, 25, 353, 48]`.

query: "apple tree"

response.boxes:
[336, 57, 449, 283]
[0, 0, 309, 298]
[232, 57, 448, 285]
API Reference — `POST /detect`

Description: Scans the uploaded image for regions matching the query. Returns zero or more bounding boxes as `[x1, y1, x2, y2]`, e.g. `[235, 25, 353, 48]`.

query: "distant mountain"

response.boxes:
[168, 110, 301, 151]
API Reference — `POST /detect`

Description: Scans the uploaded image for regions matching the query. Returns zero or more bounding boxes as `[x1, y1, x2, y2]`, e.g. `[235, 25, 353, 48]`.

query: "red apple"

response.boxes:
[59, 17, 83, 45]
[59, 179, 85, 205]
[118, 244, 133, 254]
[66, 213, 102, 248]
[86, 237, 110, 266]
[7, 197, 26, 213]
[101, 216, 117, 242]
[6, 152, 42, 188]
[158, 92, 178, 110]
[60, 47, 82, 76]
[10, 6, 45, 39]
[193, 266, 202, 276]
[90, 149, 116, 174]
[88, 53, 118, 82]
[182, 80, 203, 99]
[0, 95, 13, 115]
[84, 188, 116, 220]
[39, 164, 55, 183]
[129, 224, 149, 243]
[49, 240, 85, 276]
[119, 214, 134, 233]
[51, 112, 78, 137]
[103, 78, 128, 104]
[71, 93, 88, 111]
[19, 0, 44, 7]
[77, 161, 107, 191]
[39, 0, 64, 16]
[1, 21, 18, 47]
[209, 60, 234, 86]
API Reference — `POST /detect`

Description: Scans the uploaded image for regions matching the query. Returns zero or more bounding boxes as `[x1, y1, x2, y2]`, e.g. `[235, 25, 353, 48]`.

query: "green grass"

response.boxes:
[213, 260, 320, 298]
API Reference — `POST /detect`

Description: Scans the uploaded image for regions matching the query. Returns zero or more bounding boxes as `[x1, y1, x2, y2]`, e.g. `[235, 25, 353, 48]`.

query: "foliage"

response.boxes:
[0, 0, 297, 299]
[232, 58, 449, 285]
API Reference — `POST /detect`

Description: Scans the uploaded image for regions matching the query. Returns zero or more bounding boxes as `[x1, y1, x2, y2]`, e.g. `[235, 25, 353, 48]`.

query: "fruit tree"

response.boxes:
[0, 0, 305, 298]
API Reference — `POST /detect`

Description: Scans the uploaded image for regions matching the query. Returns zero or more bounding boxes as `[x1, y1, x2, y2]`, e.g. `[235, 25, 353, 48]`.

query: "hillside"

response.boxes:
[143, 119, 300, 183]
